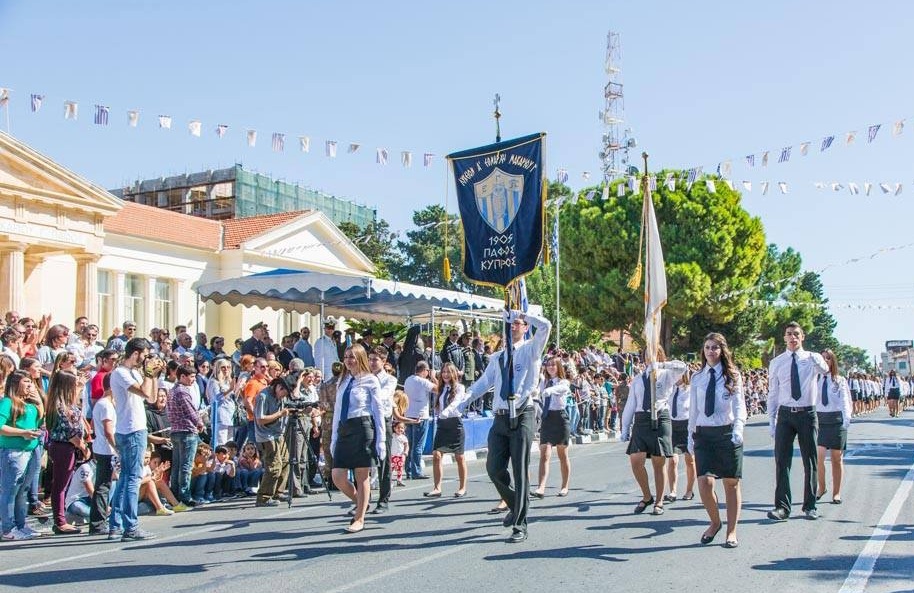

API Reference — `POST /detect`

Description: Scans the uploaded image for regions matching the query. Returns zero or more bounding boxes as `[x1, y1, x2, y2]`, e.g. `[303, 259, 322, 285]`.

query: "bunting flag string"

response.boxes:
[298, 136, 309, 152]
[246, 130, 257, 147]
[30, 94, 43, 113]
[158, 115, 171, 129]
[325, 140, 337, 158]
[188, 120, 202, 137]
[64, 101, 77, 120]
[272, 132, 284, 153]
[216, 124, 228, 138]
[94, 105, 109, 126]
[127, 110, 139, 127]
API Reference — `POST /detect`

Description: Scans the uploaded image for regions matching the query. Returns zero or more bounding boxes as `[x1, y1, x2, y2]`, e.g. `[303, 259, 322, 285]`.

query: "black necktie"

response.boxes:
[821, 376, 829, 406]
[338, 377, 354, 420]
[671, 386, 680, 418]
[790, 352, 802, 401]
[704, 368, 716, 417]
[641, 373, 651, 412]
[543, 394, 552, 418]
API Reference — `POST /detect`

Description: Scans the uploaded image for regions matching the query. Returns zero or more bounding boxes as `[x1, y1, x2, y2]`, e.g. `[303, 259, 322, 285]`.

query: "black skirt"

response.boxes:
[626, 411, 673, 458]
[333, 416, 377, 469]
[817, 411, 847, 450]
[888, 388, 901, 400]
[433, 417, 465, 454]
[539, 409, 571, 446]
[671, 419, 689, 455]
[693, 424, 742, 479]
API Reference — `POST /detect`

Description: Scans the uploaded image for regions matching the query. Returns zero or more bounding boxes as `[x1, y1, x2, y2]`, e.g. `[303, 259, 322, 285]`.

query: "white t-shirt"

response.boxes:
[404, 375, 435, 419]
[391, 433, 408, 456]
[65, 462, 94, 507]
[91, 398, 117, 456]
[111, 366, 147, 435]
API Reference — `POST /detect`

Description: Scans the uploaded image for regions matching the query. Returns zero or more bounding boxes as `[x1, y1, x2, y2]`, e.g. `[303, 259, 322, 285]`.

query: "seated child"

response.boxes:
[140, 448, 174, 516]
[149, 451, 189, 512]
[190, 443, 215, 504]
[212, 445, 237, 499]
[237, 442, 264, 496]
[65, 458, 95, 525]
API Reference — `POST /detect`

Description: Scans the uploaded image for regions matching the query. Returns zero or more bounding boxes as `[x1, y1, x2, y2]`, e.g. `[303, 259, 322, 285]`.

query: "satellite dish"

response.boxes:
[626, 165, 640, 176]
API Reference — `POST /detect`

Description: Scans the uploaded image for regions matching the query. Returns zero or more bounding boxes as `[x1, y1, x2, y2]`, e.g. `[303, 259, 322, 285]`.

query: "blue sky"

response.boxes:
[2, 0, 913, 359]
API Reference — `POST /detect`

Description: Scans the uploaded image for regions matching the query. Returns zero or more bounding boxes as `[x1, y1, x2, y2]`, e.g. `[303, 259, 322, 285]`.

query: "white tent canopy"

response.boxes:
[195, 269, 506, 323]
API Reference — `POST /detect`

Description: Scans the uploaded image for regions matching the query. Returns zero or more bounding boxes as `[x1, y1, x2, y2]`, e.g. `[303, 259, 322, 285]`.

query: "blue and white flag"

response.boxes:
[664, 172, 675, 191]
[216, 124, 228, 138]
[761, 151, 769, 167]
[448, 132, 546, 287]
[821, 135, 835, 151]
[424, 153, 434, 167]
[648, 176, 657, 191]
[326, 140, 337, 158]
[867, 124, 881, 143]
[94, 105, 109, 126]
[299, 136, 310, 152]
[617, 182, 625, 197]
[687, 167, 700, 185]
[0, 88, 9, 108]
[557, 169, 569, 184]
[745, 154, 755, 168]
[348, 143, 361, 154]
[402, 151, 412, 167]
[778, 146, 791, 163]
[30, 94, 43, 113]
[628, 175, 638, 192]
[272, 133, 285, 152]
[377, 148, 388, 165]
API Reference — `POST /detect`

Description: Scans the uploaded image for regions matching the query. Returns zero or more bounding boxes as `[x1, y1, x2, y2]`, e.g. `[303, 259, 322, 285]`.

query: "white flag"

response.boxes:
[582, 171, 591, 181]
[602, 185, 609, 200]
[865, 182, 873, 196]
[642, 175, 667, 367]
[761, 181, 769, 195]
[188, 120, 202, 137]
[895, 183, 903, 196]
[778, 182, 788, 194]
[246, 130, 257, 147]
[848, 182, 859, 195]
[665, 173, 675, 191]
[299, 136, 310, 152]
[628, 175, 637, 192]
[215, 124, 228, 138]
[376, 148, 388, 165]
[831, 183, 843, 192]
[423, 153, 434, 167]
[846, 131, 856, 145]
[64, 100, 78, 120]
[724, 179, 734, 191]
[617, 182, 625, 197]
[879, 183, 891, 194]
[348, 143, 360, 154]
[0, 88, 9, 108]
[799, 142, 810, 156]
[705, 179, 716, 193]
[30, 94, 44, 113]
[720, 160, 732, 178]
[742, 180, 752, 192]
[127, 110, 140, 127]
[814, 182, 825, 190]
[893, 120, 905, 136]
[326, 140, 337, 158]
[401, 151, 412, 167]
[158, 115, 172, 129]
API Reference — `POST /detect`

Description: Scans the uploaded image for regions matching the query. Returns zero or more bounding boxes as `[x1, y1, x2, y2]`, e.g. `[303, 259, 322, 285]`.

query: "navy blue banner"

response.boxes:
[447, 133, 545, 288]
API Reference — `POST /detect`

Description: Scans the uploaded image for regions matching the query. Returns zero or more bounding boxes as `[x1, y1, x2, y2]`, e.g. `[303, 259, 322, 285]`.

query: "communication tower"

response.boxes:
[599, 31, 635, 181]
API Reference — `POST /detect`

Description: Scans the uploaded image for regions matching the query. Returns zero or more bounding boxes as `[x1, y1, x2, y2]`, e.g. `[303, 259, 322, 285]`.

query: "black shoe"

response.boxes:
[506, 529, 527, 543]
[502, 511, 515, 528]
[700, 524, 722, 545]
[371, 504, 388, 515]
[413, 475, 430, 480]
[767, 507, 789, 522]
[183, 499, 198, 507]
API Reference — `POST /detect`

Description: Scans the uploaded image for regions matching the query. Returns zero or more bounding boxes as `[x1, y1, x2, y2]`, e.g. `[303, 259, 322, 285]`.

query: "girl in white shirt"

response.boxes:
[532, 356, 573, 498]
[424, 363, 469, 498]
[815, 349, 852, 505]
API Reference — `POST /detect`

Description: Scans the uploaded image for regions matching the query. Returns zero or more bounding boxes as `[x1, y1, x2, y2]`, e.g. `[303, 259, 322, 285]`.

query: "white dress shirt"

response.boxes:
[767, 348, 828, 424]
[818, 375, 852, 428]
[688, 363, 747, 442]
[375, 370, 397, 418]
[330, 373, 385, 456]
[437, 383, 468, 419]
[620, 361, 688, 439]
[539, 378, 572, 411]
[403, 374, 436, 419]
[668, 383, 690, 422]
[313, 335, 339, 379]
[466, 312, 552, 411]
[883, 375, 902, 393]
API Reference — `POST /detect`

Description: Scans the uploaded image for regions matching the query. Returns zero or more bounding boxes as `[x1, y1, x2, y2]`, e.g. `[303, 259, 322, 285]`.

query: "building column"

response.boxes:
[73, 253, 100, 321]
[0, 242, 26, 315]
[114, 271, 126, 328]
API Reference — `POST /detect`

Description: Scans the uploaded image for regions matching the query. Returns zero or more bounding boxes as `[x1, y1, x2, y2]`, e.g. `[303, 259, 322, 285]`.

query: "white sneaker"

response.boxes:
[18, 525, 49, 538]
[2, 528, 33, 541]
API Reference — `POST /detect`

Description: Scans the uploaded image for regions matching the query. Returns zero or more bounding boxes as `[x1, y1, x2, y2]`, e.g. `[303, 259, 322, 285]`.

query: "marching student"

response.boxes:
[688, 333, 746, 548]
[815, 349, 852, 505]
[423, 362, 469, 498]
[767, 322, 828, 522]
[620, 348, 687, 516]
[883, 370, 902, 418]
[532, 356, 572, 499]
[666, 370, 695, 502]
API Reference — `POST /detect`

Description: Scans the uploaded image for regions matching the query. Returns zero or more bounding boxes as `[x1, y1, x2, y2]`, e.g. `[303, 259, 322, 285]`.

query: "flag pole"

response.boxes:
[554, 197, 561, 350]
[642, 152, 659, 430]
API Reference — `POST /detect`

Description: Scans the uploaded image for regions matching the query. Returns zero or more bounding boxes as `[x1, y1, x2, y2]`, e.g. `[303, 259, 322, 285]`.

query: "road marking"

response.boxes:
[838, 455, 914, 593]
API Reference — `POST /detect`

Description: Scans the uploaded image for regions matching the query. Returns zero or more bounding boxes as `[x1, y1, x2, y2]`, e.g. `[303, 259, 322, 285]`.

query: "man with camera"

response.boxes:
[254, 377, 291, 507]
[282, 369, 319, 496]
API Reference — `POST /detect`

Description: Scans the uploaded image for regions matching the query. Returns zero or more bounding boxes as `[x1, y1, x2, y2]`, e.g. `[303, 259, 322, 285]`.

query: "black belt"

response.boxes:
[695, 424, 733, 434]
[780, 405, 814, 413]
[493, 405, 530, 416]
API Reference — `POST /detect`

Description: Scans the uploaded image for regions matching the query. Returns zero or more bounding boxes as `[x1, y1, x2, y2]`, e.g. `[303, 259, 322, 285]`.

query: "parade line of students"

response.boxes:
[1, 309, 908, 546]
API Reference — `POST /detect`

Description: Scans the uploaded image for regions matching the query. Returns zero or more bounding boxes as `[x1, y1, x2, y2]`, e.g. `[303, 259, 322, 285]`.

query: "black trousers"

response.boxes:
[486, 407, 535, 532]
[376, 417, 393, 505]
[89, 453, 115, 531]
[774, 407, 818, 513]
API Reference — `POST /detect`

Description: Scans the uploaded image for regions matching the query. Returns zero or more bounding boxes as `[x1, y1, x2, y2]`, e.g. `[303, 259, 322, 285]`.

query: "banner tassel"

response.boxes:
[627, 262, 642, 290]
[443, 255, 452, 283]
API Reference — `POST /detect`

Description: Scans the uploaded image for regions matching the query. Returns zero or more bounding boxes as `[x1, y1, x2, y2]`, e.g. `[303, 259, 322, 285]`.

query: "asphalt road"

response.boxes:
[2, 408, 913, 593]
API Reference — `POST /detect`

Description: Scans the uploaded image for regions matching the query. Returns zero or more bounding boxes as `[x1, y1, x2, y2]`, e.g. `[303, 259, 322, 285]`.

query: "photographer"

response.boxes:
[254, 377, 291, 507]
[282, 368, 317, 496]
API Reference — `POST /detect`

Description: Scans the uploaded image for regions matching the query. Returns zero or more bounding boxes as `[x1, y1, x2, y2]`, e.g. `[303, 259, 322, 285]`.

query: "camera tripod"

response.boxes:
[281, 410, 332, 505]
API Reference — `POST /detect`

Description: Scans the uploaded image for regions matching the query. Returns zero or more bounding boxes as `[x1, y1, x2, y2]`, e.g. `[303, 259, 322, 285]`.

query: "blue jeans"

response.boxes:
[111, 430, 147, 533]
[0, 448, 37, 533]
[27, 440, 43, 507]
[233, 420, 255, 447]
[567, 401, 580, 435]
[170, 431, 199, 504]
[405, 419, 429, 478]
[191, 473, 215, 500]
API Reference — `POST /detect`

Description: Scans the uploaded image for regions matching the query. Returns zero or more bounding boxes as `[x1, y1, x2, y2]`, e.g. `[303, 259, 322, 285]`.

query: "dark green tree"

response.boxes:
[558, 171, 766, 353]
[337, 219, 404, 280]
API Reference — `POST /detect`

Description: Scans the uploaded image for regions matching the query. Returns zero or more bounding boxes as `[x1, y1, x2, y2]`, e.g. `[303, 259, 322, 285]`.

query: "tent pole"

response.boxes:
[430, 307, 436, 367]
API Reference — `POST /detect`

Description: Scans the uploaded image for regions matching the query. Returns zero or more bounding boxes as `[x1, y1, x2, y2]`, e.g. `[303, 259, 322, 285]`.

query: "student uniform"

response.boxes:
[433, 383, 468, 454]
[621, 361, 689, 457]
[817, 374, 851, 450]
[669, 383, 690, 455]
[330, 374, 385, 469]
[539, 378, 572, 446]
[688, 364, 747, 479]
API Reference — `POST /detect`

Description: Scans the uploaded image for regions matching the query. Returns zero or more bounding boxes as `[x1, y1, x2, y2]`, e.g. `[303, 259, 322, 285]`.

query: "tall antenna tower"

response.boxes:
[599, 31, 633, 182]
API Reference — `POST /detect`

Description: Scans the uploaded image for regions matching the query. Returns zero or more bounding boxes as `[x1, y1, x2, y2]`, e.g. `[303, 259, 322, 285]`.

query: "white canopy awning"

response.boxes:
[195, 269, 506, 323]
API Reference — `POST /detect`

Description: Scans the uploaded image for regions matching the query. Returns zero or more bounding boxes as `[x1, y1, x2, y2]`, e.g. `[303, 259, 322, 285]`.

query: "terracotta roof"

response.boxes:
[103, 202, 222, 250]
[222, 210, 312, 249]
